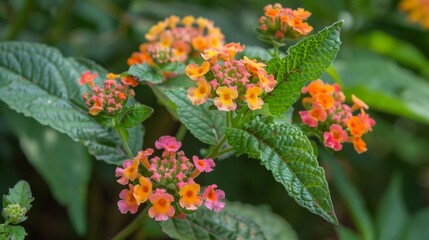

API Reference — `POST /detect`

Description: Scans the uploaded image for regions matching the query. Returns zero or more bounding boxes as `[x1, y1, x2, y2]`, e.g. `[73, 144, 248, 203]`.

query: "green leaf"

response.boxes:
[336, 48, 429, 125]
[0, 41, 143, 164]
[0, 225, 26, 240]
[1, 106, 90, 235]
[162, 62, 186, 73]
[159, 206, 267, 240]
[375, 174, 408, 240]
[128, 63, 163, 84]
[2, 181, 33, 212]
[402, 208, 429, 240]
[225, 117, 337, 224]
[118, 104, 153, 128]
[323, 153, 375, 240]
[265, 21, 343, 115]
[226, 202, 298, 240]
[163, 89, 226, 145]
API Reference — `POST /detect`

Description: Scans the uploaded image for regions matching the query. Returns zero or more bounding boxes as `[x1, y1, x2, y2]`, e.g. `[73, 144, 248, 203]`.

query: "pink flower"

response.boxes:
[148, 189, 175, 221]
[115, 159, 139, 185]
[323, 124, 348, 151]
[299, 103, 327, 127]
[118, 184, 139, 214]
[192, 156, 215, 173]
[155, 136, 182, 152]
[203, 184, 225, 213]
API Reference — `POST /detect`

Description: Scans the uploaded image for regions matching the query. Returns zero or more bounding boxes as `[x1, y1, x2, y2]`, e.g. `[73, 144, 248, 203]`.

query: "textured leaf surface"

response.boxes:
[164, 89, 225, 145]
[118, 104, 153, 128]
[0, 42, 143, 164]
[335, 49, 429, 125]
[226, 117, 337, 224]
[159, 206, 267, 240]
[1, 106, 90, 235]
[226, 202, 298, 240]
[265, 21, 343, 115]
[0, 225, 26, 240]
[2, 181, 33, 211]
[128, 63, 163, 84]
[376, 174, 408, 240]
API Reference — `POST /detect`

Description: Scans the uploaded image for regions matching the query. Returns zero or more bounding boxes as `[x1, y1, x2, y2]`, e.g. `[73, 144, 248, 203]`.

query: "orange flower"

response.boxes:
[257, 69, 276, 92]
[182, 15, 195, 27]
[399, 0, 429, 29]
[192, 36, 209, 52]
[241, 56, 266, 75]
[219, 42, 245, 62]
[214, 86, 238, 111]
[245, 86, 264, 110]
[133, 177, 152, 205]
[187, 78, 212, 105]
[121, 76, 139, 87]
[185, 61, 210, 80]
[79, 71, 98, 88]
[352, 136, 367, 154]
[347, 116, 367, 137]
[314, 92, 334, 109]
[351, 94, 369, 112]
[179, 183, 203, 210]
[148, 189, 175, 221]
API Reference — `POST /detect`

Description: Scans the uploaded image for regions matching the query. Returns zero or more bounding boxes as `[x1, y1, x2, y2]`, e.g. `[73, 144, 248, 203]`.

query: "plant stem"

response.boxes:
[175, 123, 187, 142]
[273, 44, 279, 58]
[113, 118, 134, 159]
[206, 135, 227, 159]
[111, 206, 149, 240]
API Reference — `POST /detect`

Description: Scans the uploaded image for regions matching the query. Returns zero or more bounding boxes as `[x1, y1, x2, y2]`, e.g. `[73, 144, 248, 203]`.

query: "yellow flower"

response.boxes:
[187, 78, 212, 105]
[182, 16, 195, 27]
[214, 86, 238, 111]
[133, 177, 152, 205]
[245, 86, 264, 110]
[185, 61, 210, 80]
[179, 183, 203, 210]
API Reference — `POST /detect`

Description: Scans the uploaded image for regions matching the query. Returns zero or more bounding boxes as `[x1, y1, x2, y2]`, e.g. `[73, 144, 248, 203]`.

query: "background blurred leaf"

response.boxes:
[402, 207, 429, 240]
[336, 225, 360, 240]
[164, 89, 225, 145]
[1, 106, 90, 235]
[323, 153, 375, 240]
[159, 205, 267, 240]
[226, 202, 298, 240]
[226, 117, 337, 224]
[0, 41, 143, 164]
[335, 48, 429, 125]
[375, 173, 408, 240]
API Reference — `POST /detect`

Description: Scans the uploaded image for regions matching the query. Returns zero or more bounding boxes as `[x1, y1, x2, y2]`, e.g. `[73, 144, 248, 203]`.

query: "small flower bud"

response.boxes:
[3, 203, 27, 224]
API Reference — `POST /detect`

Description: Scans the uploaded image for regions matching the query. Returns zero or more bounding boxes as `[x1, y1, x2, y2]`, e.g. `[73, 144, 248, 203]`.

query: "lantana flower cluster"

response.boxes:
[399, 0, 429, 29]
[299, 80, 376, 154]
[79, 72, 138, 116]
[115, 136, 225, 221]
[127, 15, 225, 67]
[257, 3, 313, 43]
[185, 42, 277, 111]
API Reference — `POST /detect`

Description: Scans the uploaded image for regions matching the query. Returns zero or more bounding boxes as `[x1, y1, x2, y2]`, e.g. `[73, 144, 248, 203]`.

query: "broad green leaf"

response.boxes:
[118, 104, 153, 128]
[159, 74, 194, 89]
[2, 181, 33, 212]
[335, 49, 429, 125]
[323, 154, 375, 240]
[376, 174, 408, 240]
[159, 206, 267, 240]
[402, 208, 429, 240]
[226, 117, 337, 224]
[162, 62, 186, 74]
[163, 89, 226, 145]
[336, 226, 360, 240]
[0, 225, 26, 240]
[226, 202, 298, 240]
[0, 42, 143, 164]
[264, 21, 343, 116]
[128, 63, 163, 84]
[1, 106, 90, 235]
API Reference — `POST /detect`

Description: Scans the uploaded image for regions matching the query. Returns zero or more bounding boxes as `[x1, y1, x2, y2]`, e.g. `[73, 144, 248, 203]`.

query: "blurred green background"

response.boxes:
[1, 0, 429, 239]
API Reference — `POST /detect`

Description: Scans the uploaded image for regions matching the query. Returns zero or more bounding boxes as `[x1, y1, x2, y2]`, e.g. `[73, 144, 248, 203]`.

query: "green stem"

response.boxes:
[111, 206, 149, 240]
[273, 44, 279, 58]
[215, 147, 234, 157]
[206, 135, 227, 159]
[113, 119, 134, 159]
[175, 123, 187, 142]
[3, 0, 34, 40]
